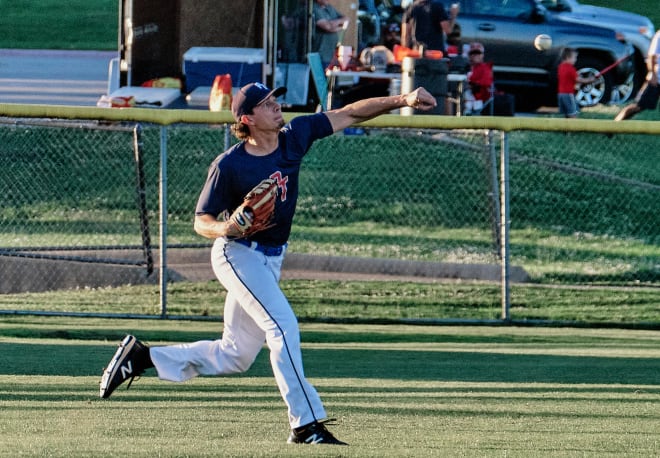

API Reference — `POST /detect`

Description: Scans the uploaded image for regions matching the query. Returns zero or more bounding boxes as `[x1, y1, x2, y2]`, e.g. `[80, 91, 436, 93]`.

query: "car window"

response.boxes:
[497, 0, 531, 18]
[470, 0, 531, 19]
[538, 0, 571, 12]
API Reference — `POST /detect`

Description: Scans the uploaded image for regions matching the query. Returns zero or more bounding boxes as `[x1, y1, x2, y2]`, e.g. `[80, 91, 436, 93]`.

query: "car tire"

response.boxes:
[609, 73, 635, 105]
[574, 57, 613, 107]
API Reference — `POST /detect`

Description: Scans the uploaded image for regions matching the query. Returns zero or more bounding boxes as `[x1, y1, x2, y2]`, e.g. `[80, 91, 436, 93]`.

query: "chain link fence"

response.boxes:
[507, 129, 659, 285]
[0, 115, 658, 320]
[0, 120, 151, 291]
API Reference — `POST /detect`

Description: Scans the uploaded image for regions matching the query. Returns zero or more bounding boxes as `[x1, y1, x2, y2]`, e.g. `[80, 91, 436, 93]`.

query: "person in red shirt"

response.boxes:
[464, 42, 493, 114]
[557, 47, 594, 118]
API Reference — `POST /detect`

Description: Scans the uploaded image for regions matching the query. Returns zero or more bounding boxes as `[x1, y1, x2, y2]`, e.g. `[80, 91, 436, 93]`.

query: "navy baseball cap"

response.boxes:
[231, 83, 287, 121]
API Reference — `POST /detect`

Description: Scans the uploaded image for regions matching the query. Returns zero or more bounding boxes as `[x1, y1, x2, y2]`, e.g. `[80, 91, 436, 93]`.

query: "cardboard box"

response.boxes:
[183, 47, 265, 93]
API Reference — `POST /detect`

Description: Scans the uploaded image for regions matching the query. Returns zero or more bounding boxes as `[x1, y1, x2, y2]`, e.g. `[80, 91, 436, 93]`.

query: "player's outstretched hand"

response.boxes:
[405, 88, 437, 111]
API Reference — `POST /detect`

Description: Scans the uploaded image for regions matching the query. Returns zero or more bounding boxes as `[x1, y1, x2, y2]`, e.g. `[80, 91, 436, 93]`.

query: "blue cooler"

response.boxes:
[183, 47, 265, 93]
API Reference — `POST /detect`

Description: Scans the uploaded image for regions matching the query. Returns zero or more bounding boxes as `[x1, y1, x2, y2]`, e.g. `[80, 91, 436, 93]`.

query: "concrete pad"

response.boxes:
[0, 49, 116, 105]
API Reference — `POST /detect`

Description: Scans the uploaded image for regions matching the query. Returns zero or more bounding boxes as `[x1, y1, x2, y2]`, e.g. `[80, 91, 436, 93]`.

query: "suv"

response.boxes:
[539, 0, 655, 103]
[444, 0, 634, 109]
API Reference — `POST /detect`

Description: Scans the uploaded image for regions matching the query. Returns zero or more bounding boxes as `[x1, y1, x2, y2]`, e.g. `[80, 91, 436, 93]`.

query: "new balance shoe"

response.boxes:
[99, 335, 152, 398]
[287, 421, 347, 445]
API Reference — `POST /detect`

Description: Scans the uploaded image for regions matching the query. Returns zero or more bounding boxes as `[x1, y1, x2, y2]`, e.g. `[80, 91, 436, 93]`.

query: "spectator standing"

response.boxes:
[312, 0, 348, 67]
[557, 47, 594, 118]
[401, 0, 459, 53]
[615, 30, 660, 121]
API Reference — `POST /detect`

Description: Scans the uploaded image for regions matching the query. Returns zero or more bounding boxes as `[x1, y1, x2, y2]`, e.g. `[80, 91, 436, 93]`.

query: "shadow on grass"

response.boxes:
[1, 342, 658, 386]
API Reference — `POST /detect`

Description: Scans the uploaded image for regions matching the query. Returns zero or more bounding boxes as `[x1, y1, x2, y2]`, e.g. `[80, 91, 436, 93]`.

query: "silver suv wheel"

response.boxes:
[575, 66, 608, 107]
[608, 74, 635, 105]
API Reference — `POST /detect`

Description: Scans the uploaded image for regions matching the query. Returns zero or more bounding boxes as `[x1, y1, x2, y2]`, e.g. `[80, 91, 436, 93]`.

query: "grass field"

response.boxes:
[1, 317, 659, 457]
[0, 1, 657, 50]
[1, 279, 659, 325]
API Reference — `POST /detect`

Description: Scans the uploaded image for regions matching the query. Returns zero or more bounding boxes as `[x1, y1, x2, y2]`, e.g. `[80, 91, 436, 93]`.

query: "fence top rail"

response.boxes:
[0, 103, 658, 135]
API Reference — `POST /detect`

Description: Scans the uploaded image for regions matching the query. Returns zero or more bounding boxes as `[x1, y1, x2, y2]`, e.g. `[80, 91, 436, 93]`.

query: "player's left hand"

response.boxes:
[405, 88, 437, 111]
[226, 178, 278, 238]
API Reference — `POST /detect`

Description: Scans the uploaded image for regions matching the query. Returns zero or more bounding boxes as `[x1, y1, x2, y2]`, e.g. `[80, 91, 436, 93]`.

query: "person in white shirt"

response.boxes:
[615, 30, 660, 121]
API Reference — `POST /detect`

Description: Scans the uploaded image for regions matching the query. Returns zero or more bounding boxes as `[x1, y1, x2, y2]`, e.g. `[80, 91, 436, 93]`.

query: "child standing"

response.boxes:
[557, 47, 594, 118]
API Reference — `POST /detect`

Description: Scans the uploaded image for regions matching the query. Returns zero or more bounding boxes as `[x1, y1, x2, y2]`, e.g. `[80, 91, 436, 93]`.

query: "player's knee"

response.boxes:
[225, 355, 258, 373]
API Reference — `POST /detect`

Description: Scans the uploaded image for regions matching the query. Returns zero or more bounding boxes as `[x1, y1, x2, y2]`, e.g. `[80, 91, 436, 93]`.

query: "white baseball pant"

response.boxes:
[149, 237, 327, 428]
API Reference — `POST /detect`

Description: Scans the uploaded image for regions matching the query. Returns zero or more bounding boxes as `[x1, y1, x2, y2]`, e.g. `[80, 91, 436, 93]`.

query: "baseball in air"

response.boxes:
[534, 34, 552, 51]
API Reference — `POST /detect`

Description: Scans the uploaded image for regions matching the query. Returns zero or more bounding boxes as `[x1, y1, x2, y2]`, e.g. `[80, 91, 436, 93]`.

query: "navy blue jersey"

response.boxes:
[195, 112, 334, 246]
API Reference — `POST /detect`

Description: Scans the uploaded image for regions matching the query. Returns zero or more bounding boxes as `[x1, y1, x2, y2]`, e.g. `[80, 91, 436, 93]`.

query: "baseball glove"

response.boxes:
[226, 178, 278, 238]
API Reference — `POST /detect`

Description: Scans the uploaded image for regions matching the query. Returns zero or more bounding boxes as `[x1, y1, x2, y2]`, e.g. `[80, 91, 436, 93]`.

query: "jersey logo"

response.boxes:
[269, 171, 288, 201]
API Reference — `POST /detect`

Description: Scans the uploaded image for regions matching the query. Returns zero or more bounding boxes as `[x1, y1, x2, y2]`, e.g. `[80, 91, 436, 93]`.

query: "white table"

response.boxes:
[325, 69, 467, 115]
[101, 86, 181, 108]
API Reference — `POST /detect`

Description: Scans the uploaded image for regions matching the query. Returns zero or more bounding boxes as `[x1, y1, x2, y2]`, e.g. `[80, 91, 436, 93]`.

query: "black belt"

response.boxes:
[234, 238, 284, 256]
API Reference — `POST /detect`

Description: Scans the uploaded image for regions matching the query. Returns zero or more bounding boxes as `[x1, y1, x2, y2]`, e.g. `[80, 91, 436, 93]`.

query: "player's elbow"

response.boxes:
[193, 218, 204, 236]
[193, 219, 206, 238]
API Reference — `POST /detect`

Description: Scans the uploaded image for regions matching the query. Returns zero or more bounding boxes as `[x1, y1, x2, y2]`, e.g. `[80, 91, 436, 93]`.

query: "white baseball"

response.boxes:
[534, 34, 553, 51]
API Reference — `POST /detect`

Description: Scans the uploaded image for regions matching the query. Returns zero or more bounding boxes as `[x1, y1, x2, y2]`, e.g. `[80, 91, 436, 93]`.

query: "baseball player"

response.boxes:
[615, 29, 660, 121]
[100, 82, 436, 445]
